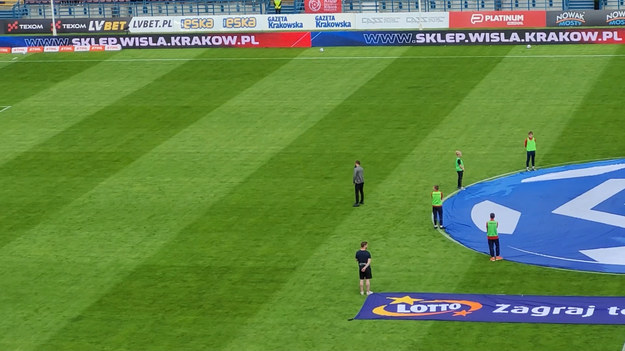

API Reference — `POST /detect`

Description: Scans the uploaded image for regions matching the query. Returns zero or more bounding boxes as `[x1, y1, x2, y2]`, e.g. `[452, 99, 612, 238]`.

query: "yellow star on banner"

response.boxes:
[453, 310, 471, 317]
[388, 296, 422, 305]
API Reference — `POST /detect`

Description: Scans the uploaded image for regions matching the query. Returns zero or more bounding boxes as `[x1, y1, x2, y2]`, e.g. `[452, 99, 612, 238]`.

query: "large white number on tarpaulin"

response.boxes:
[552, 179, 625, 228]
[470, 200, 521, 234]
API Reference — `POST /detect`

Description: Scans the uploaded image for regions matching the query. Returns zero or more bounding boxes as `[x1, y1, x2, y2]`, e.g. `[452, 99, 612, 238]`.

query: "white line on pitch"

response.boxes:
[2, 53, 625, 64]
[0, 106, 12, 113]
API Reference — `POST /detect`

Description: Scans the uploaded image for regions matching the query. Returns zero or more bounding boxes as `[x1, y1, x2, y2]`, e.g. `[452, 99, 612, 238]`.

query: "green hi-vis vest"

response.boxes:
[274, 0, 281, 9]
[526, 138, 536, 151]
[455, 157, 464, 172]
[432, 191, 442, 206]
[487, 220, 498, 238]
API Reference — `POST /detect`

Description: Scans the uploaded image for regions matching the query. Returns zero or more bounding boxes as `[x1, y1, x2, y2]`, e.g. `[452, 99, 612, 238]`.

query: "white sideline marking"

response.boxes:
[1, 53, 625, 64]
[0, 106, 11, 113]
[522, 164, 625, 183]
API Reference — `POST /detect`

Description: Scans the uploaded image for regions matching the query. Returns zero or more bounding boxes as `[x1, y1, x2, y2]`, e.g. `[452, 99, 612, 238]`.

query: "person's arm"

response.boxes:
[524, 138, 527, 148]
[441, 192, 443, 201]
[458, 159, 465, 171]
[361, 258, 371, 272]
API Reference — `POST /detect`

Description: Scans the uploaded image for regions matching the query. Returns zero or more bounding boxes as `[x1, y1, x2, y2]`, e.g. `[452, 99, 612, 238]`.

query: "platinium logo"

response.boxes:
[372, 295, 483, 317]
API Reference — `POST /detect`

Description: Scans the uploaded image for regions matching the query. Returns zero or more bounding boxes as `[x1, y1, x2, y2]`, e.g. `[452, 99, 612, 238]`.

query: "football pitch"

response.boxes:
[1, 44, 625, 350]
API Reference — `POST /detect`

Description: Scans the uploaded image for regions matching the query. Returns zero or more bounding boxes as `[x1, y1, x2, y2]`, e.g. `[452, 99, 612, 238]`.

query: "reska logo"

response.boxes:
[222, 17, 256, 29]
[372, 295, 482, 317]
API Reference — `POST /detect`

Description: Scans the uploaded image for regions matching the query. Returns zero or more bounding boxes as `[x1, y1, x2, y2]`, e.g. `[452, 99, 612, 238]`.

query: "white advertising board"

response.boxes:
[130, 13, 445, 33]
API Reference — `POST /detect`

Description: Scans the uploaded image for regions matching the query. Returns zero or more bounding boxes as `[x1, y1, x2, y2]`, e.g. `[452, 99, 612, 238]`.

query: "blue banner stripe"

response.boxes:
[355, 292, 625, 324]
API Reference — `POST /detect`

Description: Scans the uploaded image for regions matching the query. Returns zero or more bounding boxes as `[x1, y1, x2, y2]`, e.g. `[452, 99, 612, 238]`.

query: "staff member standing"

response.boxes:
[431, 185, 444, 229]
[355, 241, 373, 295]
[455, 150, 465, 190]
[353, 160, 364, 207]
[525, 131, 536, 171]
[273, 0, 281, 13]
[486, 213, 503, 262]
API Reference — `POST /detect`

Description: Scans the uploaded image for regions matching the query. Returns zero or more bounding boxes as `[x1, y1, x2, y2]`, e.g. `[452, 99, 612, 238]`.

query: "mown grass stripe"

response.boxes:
[0, 48, 408, 351]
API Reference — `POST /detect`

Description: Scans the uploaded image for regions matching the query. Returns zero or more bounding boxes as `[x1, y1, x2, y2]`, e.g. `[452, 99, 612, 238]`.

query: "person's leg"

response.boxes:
[530, 151, 536, 168]
[457, 171, 463, 188]
[432, 207, 438, 227]
[354, 184, 360, 205]
[488, 239, 495, 257]
[359, 183, 364, 204]
[526, 151, 531, 169]
[365, 279, 371, 294]
[438, 207, 444, 227]
[495, 239, 501, 257]
[359, 278, 364, 294]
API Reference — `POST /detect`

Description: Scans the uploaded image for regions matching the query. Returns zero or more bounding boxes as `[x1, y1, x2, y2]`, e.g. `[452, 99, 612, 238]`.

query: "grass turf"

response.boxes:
[0, 44, 624, 351]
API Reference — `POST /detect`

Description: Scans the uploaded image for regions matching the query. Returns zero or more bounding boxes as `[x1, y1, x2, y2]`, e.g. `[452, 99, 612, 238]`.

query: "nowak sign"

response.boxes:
[356, 293, 625, 324]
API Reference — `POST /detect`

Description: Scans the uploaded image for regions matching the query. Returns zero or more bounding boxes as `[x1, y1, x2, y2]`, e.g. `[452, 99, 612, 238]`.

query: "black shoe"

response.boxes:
[440, 226, 445, 230]
[359, 202, 364, 205]
[353, 203, 360, 207]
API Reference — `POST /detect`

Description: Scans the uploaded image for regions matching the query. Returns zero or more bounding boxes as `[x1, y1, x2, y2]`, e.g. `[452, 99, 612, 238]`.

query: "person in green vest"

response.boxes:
[431, 185, 444, 229]
[525, 131, 536, 171]
[455, 150, 465, 190]
[486, 212, 502, 261]
[273, 0, 281, 13]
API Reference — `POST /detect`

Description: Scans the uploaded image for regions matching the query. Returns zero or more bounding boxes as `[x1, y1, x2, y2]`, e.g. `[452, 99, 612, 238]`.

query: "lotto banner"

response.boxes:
[356, 293, 625, 324]
[449, 11, 546, 28]
[0, 32, 311, 48]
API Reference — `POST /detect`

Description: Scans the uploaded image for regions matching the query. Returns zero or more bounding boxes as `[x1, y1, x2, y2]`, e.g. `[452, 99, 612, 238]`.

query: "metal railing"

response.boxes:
[601, 0, 624, 8]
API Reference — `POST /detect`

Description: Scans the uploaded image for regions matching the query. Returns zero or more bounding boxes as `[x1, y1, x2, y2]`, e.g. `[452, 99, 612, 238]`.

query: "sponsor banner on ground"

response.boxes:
[0, 32, 311, 48]
[305, 0, 341, 13]
[444, 159, 625, 274]
[450, 11, 546, 28]
[0, 18, 130, 34]
[355, 12, 449, 30]
[547, 10, 625, 27]
[128, 14, 355, 33]
[311, 28, 625, 46]
[356, 293, 625, 324]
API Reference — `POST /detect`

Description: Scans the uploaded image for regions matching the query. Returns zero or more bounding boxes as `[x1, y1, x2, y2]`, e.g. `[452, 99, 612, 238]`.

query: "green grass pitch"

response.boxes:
[0, 44, 625, 351]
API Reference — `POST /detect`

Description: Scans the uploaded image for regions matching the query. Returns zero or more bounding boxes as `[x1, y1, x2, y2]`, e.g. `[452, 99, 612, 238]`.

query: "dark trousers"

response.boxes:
[457, 170, 463, 189]
[432, 206, 443, 226]
[488, 238, 500, 257]
[354, 183, 364, 204]
[526, 151, 536, 167]
[275, 8, 281, 13]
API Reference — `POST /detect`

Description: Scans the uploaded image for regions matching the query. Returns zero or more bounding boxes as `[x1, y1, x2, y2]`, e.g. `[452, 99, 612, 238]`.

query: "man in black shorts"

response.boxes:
[355, 241, 372, 295]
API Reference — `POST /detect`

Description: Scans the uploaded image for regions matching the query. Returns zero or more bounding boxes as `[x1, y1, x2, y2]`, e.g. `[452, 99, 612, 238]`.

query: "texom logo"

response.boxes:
[52, 20, 62, 31]
[444, 159, 625, 274]
[7, 21, 18, 32]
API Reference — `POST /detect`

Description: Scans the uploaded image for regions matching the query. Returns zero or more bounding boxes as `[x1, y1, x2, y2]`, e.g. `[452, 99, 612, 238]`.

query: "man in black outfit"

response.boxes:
[353, 160, 364, 207]
[355, 241, 372, 295]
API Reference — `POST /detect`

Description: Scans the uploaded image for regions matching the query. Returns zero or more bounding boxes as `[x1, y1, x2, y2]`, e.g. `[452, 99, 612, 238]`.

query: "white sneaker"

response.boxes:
[360, 291, 364, 295]
[366, 291, 373, 295]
